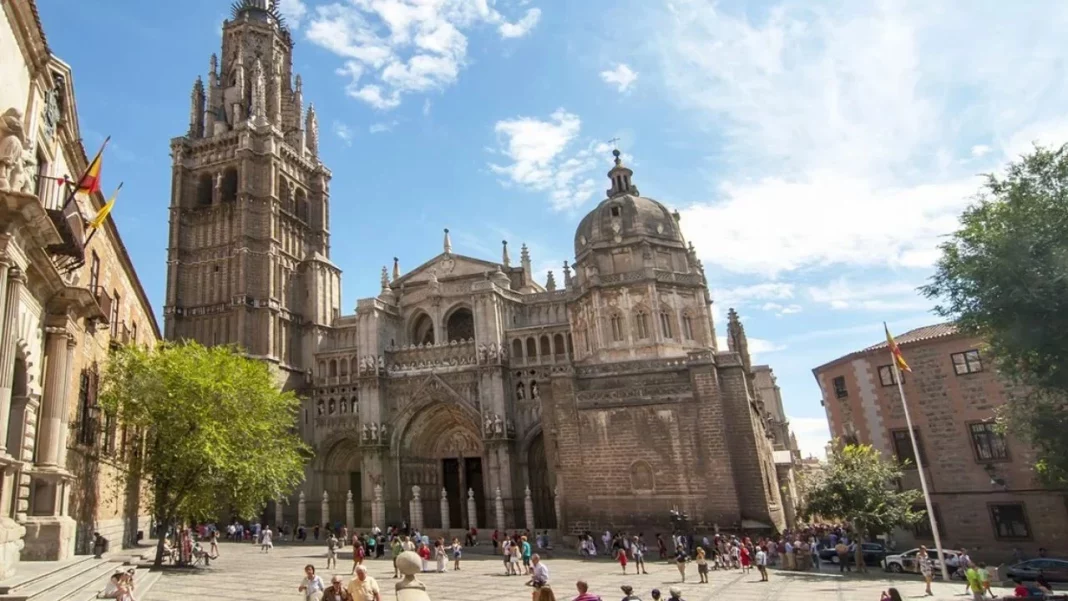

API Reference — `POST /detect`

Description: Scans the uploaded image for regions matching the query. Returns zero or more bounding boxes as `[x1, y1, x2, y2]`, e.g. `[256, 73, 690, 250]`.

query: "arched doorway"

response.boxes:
[399, 403, 485, 528]
[528, 433, 556, 528]
[322, 437, 362, 529]
[445, 307, 474, 342]
[410, 313, 434, 345]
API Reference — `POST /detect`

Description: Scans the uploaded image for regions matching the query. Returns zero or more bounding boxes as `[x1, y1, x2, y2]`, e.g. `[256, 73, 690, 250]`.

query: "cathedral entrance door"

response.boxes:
[399, 403, 483, 529]
[528, 433, 556, 528]
[322, 437, 362, 528]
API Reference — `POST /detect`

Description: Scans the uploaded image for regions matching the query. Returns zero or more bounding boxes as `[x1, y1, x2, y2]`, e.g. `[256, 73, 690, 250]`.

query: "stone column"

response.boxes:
[553, 485, 562, 530]
[54, 337, 75, 467]
[0, 268, 25, 456]
[35, 326, 72, 468]
[439, 488, 449, 531]
[297, 490, 306, 526]
[411, 486, 423, 532]
[346, 490, 355, 528]
[321, 491, 330, 528]
[275, 497, 284, 527]
[494, 487, 504, 531]
[524, 486, 535, 531]
[466, 488, 477, 529]
[372, 483, 384, 529]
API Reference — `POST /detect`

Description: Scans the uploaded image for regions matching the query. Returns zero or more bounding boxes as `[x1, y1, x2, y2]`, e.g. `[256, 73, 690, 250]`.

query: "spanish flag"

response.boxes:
[75, 137, 109, 197]
[88, 183, 122, 230]
[885, 323, 911, 373]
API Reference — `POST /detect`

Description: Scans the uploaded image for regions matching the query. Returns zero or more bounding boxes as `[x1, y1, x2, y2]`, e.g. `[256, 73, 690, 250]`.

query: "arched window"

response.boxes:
[512, 339, 524, 360]
[682, 313, 695, 340]
[526, 337, 537, 360]
[221, 167, 238, 202]
[296, 188, 309, 221]
[610, 312, 624, 342]
[329, 359, 338, 377]
[411, 312, 435, 345]
[539, 335, 551, 356]
[196, 174, 213, 206]
[553, 333, 565, 355]
[318, 360, 325, 376]
[278, 177, 290, 211]
[339, 358, 348, 376]
[445, 307, 474, 342]
[634, 310, 649, 339]
[659, 310, 673, 339]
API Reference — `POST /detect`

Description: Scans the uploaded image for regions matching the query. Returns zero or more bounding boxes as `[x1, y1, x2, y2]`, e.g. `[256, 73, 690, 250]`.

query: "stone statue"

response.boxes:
[328, 399, 336, 414]
[484, 414, 493, 435]
[0, 108, 28, 192]
[468, 488, 475, 501]
[478, 344, 487, 363]
[380, 423, 389, 441]
[531, 381, 540, 399]
[322, 490, 329, 503]
[377, 355, 384, 371]
[500, 344, 508, 361]
[362, 423, 371, 441]
[395, 550, 427, 598]
[369, 422, 379, 442]
[347, 490, 353, 502]
[316, 400, 324, 416]
[516, 382, 525, 401]
[492, 414, 503, 436]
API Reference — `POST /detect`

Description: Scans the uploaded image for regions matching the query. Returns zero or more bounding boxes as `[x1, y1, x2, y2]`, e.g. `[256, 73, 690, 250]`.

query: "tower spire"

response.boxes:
[545, 270, 556, 291]
[443, 228, 452, 254]
[305, 104, 319, 157]
[189, 77, 205, 138]
[606, 148, 638, 197]
[502, 240, 511, 267]
[392, 257, 400, 282]
[520, 243, 531, 277]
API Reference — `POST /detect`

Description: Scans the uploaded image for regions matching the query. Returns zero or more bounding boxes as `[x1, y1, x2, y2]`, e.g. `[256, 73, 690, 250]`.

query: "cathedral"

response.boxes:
[164, 0, 788, 534]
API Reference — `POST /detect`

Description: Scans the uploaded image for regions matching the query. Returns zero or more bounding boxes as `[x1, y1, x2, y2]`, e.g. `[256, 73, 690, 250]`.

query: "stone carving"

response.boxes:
[361, 422, 389, 445]
[395, 550, 427, 598]
[530, 381, 540, 399]
[370, 422, 379, 440]
[380, 423, 389, 441]
[0, 108, 34, 193]
[316, 400, 324, 416]
[524, 485, 535, 530]
[516, 382, 525, 401]
[493, 415, 503, 436]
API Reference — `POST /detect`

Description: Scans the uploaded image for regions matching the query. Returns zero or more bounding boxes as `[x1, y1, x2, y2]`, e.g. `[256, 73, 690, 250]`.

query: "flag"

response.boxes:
[884, 323, 912, 373]
[76, 137, 109, 196]
[88, 184, 121, 230]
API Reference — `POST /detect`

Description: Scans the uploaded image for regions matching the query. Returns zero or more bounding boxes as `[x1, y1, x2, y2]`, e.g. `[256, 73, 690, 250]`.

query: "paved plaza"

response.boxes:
[142, 542, 1018, 601]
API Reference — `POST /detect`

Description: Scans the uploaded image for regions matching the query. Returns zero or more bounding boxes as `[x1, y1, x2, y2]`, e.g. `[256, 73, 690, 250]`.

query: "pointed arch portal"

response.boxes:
[322, 437, 362, 528]
[399, 402, 485, 529]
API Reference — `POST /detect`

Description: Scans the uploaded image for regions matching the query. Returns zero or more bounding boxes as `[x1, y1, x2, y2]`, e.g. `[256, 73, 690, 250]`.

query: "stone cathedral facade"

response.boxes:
[165, 0, 787, 534]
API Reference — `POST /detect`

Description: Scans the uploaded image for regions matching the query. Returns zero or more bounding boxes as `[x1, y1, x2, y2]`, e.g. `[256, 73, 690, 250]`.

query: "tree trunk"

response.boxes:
[153, 516, 173, 568]
[854, 530, 867, 573]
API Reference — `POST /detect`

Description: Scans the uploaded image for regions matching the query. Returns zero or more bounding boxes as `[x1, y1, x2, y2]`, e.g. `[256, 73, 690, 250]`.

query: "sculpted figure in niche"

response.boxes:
[370, 422, 379, 442]
[328, 399, 335, 414]
[316, 400, 324, 416]
[530, 381, 540, 400]
[492, 414, 503, 436]
[515, 382, 525, 401]
[0, 108, 28, 192]
[483, 414, 493, 436]
[380, 423, 389, 441]
[340, 400, 347, 414]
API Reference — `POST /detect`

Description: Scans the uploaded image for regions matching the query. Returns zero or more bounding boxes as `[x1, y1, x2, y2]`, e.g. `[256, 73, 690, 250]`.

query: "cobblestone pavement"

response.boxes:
[143, 542, 1016, 601]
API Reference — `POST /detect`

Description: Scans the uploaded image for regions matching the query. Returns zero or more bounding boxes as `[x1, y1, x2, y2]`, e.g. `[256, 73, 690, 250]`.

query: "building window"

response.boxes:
[131, 322, 137, 345]
[951, 349, 983, 375]
[610, 205, 621, 217]
[610, 314, 624, 342]
[911, 503, 947, 539]
[878, 365, 903, 387]
[832, 376, 848, 399]
[103, 411, 116, 455]
[891, 428, 927, 468]
[76, 368, 98, 446]
[659, 311, 673, 339]
[88, 252, 100, 291]
[990, 503, 1031, 540]
[682, 314, 695, 340]
[110, 291, 120, 336]
[969, 422, 1009, 461]
[635, 311, 649, 339]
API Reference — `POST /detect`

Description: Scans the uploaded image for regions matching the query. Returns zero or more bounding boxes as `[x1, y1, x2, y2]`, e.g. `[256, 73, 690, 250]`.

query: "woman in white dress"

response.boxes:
[260, 525, 274, 553]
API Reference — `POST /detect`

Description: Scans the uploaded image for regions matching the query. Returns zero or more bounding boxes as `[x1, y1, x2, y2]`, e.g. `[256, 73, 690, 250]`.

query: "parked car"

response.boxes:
[818, 542, 888, 567]
[1005, 559, 1068, 583]
[884, 548, 961, 575]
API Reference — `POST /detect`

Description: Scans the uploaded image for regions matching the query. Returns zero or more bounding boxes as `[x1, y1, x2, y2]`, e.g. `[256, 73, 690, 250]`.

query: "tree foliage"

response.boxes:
[800, 443, 924, 538]
[99, 341, 308, 565]
[923, 144, 1068, 485]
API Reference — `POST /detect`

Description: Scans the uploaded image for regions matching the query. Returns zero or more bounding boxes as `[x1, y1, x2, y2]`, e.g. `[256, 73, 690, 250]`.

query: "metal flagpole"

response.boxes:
[891, 358, 950, 581]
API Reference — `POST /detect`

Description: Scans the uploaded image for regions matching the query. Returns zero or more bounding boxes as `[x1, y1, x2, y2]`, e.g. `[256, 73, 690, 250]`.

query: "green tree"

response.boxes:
[99, 341, 308, 566]
[801, 443, 924, 570]
[923, 144, 1068, 485]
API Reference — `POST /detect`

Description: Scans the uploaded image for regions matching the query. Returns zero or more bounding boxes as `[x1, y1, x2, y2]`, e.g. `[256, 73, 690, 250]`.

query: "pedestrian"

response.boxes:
[667, 586, 685, 601]
[756, 545, 768, 582]
[965, 562, 985, 601]
[298, 564, 325, 601]
[620, 584, 642, 601]
[740, 544, 751, 574]
[657, 534, 667, 559]
[522, 536, 534, 575]
[675, 547, 688, 582]
[650, 589, 661, 601]
[92, 532, 109, 559]
[616, 544, 629, 574]
[435, 539, 447, 573]
[632, 536, 648, 575]
[880, 588, 903, 601]
[260, 525, 273, 553]
[959, 549, 972, 592]
[511, 538, 523, 574]
[917, 546, 933, 596]
[326, 575, 354, 601]
[573, 580, 602, 601]
[209, 529, 219, 558]
[348, 565, 381, 601]
[695, 547, 708, 583]
[835, 540, 849, 573]
[417, 542, 431, 573]
[978, 562, 993, 598]
[326, 533, 338, 570]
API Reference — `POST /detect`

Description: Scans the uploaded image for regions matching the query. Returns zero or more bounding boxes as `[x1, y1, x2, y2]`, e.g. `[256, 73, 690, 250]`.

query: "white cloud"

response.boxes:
[970, 144, 992, 158]
[277, 0, 308, 28]
[656, 1, 1068, 276]
[761, 302, 802, 316]
[307, 1, 541, 110]
[716, 336, 786, 357]
[499, 8, 541, 38]
[806, 278, 931, 312]
[787, 416, 831, 459]
[332, 121, 354, 146]
[423, 98, 432, 116]
[600, 63, 639, 93]
[369, 120, 400, 134]
[488, 109, 617, 211]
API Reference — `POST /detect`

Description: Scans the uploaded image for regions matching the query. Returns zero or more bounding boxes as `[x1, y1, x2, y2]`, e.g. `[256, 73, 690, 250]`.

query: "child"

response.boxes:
[451, 538, 463, 571]
[977, 562, 992, 598]
[696, 546, 709, 583]
[616, 545, 629, 574]
[326, 533, 338, 570]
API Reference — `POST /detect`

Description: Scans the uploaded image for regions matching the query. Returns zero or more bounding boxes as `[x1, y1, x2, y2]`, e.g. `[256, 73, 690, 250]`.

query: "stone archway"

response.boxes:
[321, 437, 362, 529]
[399, 402, 485, 528]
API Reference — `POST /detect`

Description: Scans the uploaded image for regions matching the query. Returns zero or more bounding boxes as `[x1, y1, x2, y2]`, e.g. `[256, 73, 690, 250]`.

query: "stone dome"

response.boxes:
[574, 193, 685, 257]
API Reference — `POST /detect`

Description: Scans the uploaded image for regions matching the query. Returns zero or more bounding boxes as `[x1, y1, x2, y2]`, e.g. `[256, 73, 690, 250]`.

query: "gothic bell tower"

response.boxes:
[164, 0, 340, 386]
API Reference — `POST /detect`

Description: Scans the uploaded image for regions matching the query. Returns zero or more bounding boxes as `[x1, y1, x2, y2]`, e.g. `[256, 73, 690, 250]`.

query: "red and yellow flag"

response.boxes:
[88, 183, 122, 230]
[884, 323, 912, 373]
[75, 137, 109, 196]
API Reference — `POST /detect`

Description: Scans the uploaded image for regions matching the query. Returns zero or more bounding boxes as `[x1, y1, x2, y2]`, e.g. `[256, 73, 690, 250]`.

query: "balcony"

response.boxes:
[41, 178, 86, 265]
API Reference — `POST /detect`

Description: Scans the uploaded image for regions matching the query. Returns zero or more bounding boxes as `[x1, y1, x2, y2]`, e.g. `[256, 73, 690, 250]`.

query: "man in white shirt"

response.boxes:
[755, 547, 768, 582]
[528, 554, 549, 588]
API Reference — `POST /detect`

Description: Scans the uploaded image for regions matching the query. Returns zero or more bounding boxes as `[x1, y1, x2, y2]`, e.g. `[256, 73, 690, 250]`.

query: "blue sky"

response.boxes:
[35, 1, 1068, 458]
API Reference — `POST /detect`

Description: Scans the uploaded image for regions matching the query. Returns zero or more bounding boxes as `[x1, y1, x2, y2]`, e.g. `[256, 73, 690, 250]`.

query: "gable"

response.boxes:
[394, 252, 503, 286]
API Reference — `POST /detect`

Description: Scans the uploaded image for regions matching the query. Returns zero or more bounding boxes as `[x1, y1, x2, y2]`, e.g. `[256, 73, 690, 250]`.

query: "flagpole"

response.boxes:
[62, 136, 110, 208]
[891, 357, 950, 581]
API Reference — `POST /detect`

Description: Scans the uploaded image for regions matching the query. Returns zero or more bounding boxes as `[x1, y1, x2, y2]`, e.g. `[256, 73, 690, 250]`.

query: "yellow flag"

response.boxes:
[88, 184, 121, 229]
[884, 323, 912, 373]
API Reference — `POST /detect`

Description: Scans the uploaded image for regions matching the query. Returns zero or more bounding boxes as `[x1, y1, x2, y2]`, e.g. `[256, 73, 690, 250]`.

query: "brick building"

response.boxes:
[164, 0, 791, 535]
[0, 0, 157, 577]
[814, 323, 1068, 559]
